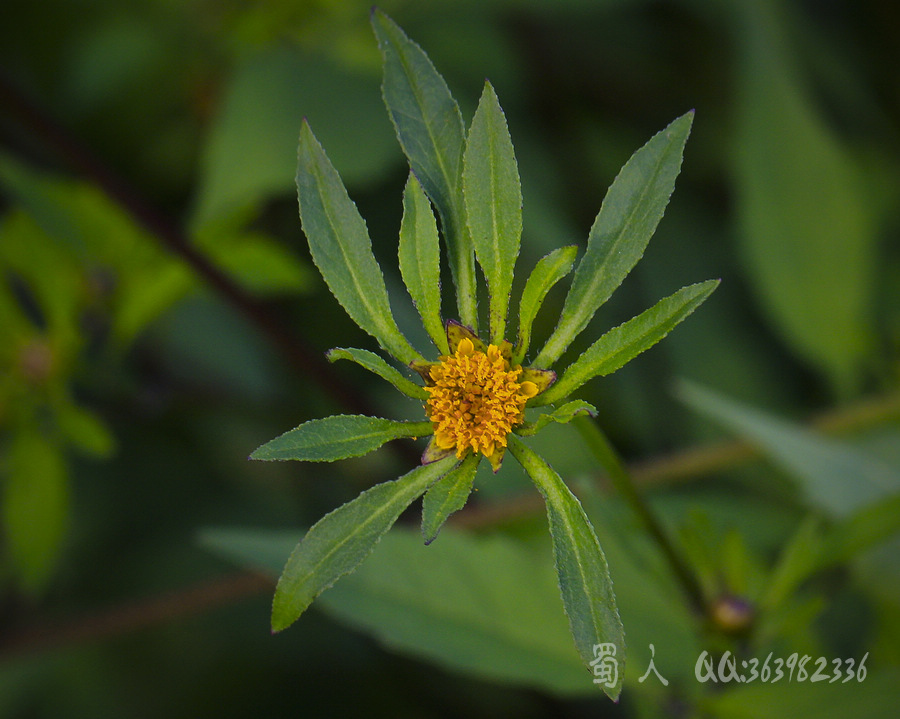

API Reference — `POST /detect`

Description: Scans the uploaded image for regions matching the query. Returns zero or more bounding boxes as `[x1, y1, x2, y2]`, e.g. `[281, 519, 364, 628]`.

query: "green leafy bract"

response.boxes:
[514, 246, 577, 365]
[326, 347, 428, 400]
[507, 435, 625, 700]
[421, 452, 478, 544]
[251, 415, 432, 462]
[535, 112, 694, 369]
[297, 121, 421, 365]
[371, 9, 477, 330]
[515, 400, 597, 436]
[535, 280, 719, 406]
[464, 82, 522, 344]
[270, 454, 457, 631]
[399, 173, 447, 353]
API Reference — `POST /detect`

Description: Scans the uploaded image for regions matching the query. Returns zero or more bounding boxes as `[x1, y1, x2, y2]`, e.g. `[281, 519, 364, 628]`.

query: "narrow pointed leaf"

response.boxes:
[514, 246, 577, 365]
[271, 454, 458, 631]
[297, 121, 421, 364]
[372, 9, 477, 329]
[327, 347, 428, 400]
[399, 174, 447, 353]
[516, 400, 597, 436]
[535, 280, 718, 406]
[464, 82, 522, 344]
[535, 112, 694, 368]
[422, 452, 479, 544]
[251, 415, 432, 462]
[507, 435, 625, 700]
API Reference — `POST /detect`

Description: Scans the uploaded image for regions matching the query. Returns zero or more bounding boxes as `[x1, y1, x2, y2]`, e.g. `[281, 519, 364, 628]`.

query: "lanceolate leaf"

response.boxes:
[515, 400, 597, 436]
[535, 112, 694, 369]
[421, 452, 479, 544]
[271, 454, 458, 631]
[399, 174, 447, 353]
[514, 246, 577, 365]
[535, 280, 718, 406]
[297, 121, 421, 365]
[507, 435, 625, 700]
[372, 9, 477, 330]
[251, 415, 432, 462]
[464, 82, 522, 344]
[326, 347, 428, 400]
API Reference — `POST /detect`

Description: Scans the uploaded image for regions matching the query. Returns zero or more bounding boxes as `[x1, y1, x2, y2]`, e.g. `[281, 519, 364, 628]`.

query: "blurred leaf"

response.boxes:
[192, 47, 396, 227]
[296, 121, 421, 365]
[203, 232, 314, 295]
[464, 82, 522, 344]
[201, 525, 591, 695]
[677, 382, 900, 516]
[734, 2, 874, 390]
[269, 454, 457, 631]
[251, 415, 432, 462]
[536, 281, 718, 406]
[706, 666, 899, 719]
[535, 112, 694, 369]
[327, 347, 429, 400]
[3, 429, 68, 594]
[513, 246, 577, 366]
[421, 452, 478, 544]
[507, 435, 624, 700]
[398, 173, 446, 353]
[54, 398, 115, 458]
[372, 9, 476, 330]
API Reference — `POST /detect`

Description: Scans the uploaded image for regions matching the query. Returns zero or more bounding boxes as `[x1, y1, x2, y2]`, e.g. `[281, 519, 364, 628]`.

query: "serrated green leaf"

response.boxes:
[463, 82, 522, 344]
[398, 174, 447, 353]
[516, 400, 597, 436]
[514, 246, 577, 365]
[297, 121, 421, 365]
[3, 430, 69, 594]
[535, 112, 694, 369]
[535, 280, 718, 406]
[327, 347, 428, 400]
[270, 454, 457, 631]
[507, 435, 625, 700]
[677, 381, 900, 516]
[251, 415, 432, 462]
[371, 9, 477, 330]
[421, 452, 478, 544]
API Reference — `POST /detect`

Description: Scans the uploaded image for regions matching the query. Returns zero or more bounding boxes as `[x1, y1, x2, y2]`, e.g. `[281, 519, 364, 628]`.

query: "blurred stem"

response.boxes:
[574, 416, 708, 616]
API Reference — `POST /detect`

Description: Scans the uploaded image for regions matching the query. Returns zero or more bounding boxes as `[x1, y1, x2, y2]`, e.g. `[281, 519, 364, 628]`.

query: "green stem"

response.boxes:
[574, 416, 708, 616]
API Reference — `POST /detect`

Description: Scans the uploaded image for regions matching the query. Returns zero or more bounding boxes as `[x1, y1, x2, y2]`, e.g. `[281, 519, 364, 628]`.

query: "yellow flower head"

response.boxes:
[424, 336, 538, 467]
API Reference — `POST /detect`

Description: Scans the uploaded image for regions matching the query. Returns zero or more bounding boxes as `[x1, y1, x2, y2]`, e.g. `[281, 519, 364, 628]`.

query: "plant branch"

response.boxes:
[0, 572, 271, 665]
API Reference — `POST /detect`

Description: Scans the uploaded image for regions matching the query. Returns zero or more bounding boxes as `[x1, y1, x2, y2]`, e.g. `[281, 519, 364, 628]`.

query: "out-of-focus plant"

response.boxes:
[250, 11, 716, 698]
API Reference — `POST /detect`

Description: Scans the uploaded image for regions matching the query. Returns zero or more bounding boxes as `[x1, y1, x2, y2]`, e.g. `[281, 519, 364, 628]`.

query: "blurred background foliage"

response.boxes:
[1, 0, 899, 716]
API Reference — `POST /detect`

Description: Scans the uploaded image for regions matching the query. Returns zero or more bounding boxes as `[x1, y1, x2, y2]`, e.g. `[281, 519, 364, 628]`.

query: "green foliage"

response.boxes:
[534, 112, 695, 369]
[514, 246, 577, 365]
[398, 173, 447, 353]
[464, 82, 522, 344]
[250, 415, 432, 462]
[372, 9, 476, 329]
[536, 281, 719, 406]
[421, 452, 478, 544]
[296, 121, 422, 365]
[327, 347, 429, 399]
[507, 436, 625, 700]
[270, 455, 457, 631]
